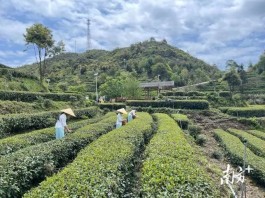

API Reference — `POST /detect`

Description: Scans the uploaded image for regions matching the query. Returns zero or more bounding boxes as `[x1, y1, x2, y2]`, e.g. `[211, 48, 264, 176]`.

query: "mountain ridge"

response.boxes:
[16, 40, 221, 91]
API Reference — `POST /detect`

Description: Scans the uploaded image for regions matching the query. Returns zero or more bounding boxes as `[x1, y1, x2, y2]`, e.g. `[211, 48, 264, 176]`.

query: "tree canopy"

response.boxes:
[255, 52, 265, 74]
[222, 66, 242, 96]
[24, 23, 54, 83]
[99, 76, 142, 100]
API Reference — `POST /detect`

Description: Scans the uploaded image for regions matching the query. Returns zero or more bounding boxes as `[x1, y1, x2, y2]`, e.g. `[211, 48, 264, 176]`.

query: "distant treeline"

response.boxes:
[0, 68, 38, 80]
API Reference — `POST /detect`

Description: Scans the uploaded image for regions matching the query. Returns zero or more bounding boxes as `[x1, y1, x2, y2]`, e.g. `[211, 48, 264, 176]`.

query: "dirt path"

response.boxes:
[187, 110, 265, 198]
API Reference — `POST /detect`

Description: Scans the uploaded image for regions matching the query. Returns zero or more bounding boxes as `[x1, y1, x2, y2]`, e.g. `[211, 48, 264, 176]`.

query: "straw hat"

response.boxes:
[117, 108, 127, 114]
[61, 108, 76, 117]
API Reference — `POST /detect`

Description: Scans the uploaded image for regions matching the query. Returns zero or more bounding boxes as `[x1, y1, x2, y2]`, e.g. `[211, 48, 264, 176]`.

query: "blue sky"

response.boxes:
[0, 0, 265, 70]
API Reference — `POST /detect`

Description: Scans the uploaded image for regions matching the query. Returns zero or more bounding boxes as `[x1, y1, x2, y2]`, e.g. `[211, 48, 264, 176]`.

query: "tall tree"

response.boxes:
[152, 63, 171, 80]
[24, 23, 54, 83]
[179, 68, 189, 85]
[222, 68, 241, 97]
[226, 60, 239, 70]
[237, 64, 248, 93]
[255, 51, 265, 74]
[99, 78, 123, 99]
[123, 78, 142, 99]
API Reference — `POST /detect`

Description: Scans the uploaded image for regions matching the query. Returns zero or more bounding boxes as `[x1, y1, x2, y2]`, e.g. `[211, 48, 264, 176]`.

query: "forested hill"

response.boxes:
[17, 40, 221, 90]
[0, 63, 10, 68]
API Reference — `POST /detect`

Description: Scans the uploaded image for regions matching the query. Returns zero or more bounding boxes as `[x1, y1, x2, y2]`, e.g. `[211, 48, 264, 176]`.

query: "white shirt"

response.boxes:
[129, 110, 136, 116]
[55, 113, 67, 128]
[116, 113, 123, 125]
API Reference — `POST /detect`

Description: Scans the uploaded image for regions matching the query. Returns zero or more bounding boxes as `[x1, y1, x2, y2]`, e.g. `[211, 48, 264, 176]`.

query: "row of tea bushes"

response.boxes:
[140, 113, 218, 197]
[0, 100, 36, 114]
[24, 113, 153, 198]
[171, 113, 189, 129]
[98, 103, 126, 111]
[0, 90, 82, 102]
[227, 128, 265, 157]
[126, 100, 209, 109]
[0, 106, 99, 138]
[0, 113, 116, 198]
[0, 68, 38, 80]
[243, 94, 265, 105]
[161, 91, 206, 96]
[165, 95, 207, 100]
[247, 130, 265, 140]
[237, 117, 265, 129]
[0, 114, 110, 155]
[219, 105, 265, 117]
[214, 129, 265, 185]
[131, 106, 185, 114]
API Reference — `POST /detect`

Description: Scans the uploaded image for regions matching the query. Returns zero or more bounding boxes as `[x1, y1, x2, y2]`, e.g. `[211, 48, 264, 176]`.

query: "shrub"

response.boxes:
[188, 125, 202, 137]
[69, 95, 77, 102]
[0, 113, 117, 198]
[237, 117, 264, 129]
[227, 128, 265, 157]
[140, 113, 218, 197]
[126, 100, 209, 109]
[219, 91, 230, 97]
[214, 129, 265, 185]
[58, 83, 68, 91]
[24, 113, 153, 198]
[211, 150, 223, 160]
[225, 106, 265, 117]
[0, 106, 99, 138]
[0, 90, 82, 102]
[43, 99, 53, 108]
[161, 91, 205, 96]
[0, 114, 108, 156]
[98, 103, 126, 111]
[85, 100, 94, 107]
[247, 130, 265, 140]
[195, 134, 207, 146]
[171, 113, 189, 129]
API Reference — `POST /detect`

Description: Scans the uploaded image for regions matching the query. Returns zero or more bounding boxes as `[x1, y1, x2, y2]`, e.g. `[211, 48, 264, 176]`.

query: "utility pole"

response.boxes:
[94, 73, 98, 102]
[87, 19, 91, 51]
[241, 139, 247, 198]
[157, 74, 160, 98]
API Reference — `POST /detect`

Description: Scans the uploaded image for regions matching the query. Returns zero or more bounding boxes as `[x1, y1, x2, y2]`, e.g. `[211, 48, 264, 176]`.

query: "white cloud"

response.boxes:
[0, 49, 35, 67]
[1, 0, 75, 18]
[0, 0, 264, 69]
[0, 18, 31, 45]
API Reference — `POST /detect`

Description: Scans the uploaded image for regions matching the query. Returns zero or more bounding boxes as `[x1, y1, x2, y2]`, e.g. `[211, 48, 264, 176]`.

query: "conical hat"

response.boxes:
[61, 108, 76, 117]
[117, 108, 127, 114]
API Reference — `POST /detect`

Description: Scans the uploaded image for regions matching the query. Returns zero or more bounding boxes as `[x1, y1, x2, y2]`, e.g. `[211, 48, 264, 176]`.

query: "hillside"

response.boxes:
[3, 40, 264, 95]
[195, 70, 265, 94]
[0, 63, 10, 68]
[17, 40, 222, 92]
[0, 67, 44, 92]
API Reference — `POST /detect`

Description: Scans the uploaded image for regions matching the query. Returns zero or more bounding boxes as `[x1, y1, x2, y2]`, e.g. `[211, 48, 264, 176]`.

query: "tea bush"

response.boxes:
[0, 113, 116, 198]
[214, 129, 265, 185]
[24, 113, 153, 197]
[140, 113, 218, 197]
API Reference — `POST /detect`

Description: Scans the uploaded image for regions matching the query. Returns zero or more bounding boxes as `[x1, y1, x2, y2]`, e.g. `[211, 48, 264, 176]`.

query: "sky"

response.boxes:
[0, 0, 264, 70]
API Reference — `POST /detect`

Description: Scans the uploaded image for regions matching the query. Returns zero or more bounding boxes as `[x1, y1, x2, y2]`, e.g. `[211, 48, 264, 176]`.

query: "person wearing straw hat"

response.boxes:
[55, 108, 76, 139]
[116, 108, 127, 129]
[127, 110, 137, 122]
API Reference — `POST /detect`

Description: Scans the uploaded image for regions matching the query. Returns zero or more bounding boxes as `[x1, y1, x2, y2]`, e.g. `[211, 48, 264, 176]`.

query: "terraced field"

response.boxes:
[0, 108, 264, 197]
[215, 129, 265, 185]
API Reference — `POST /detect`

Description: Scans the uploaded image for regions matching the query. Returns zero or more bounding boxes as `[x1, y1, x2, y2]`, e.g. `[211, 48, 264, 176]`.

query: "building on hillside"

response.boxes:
[140, 81, 174, 99]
